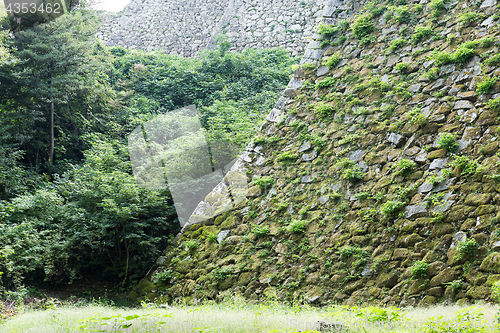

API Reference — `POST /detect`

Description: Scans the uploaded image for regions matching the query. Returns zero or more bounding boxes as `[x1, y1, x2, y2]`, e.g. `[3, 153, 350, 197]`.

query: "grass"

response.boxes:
[1, 297, 499, 332]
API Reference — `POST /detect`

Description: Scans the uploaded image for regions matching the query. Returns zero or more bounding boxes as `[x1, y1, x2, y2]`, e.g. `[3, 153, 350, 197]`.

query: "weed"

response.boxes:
[485, 53, 500, 66]
[444, 279, 463, 292]
[314, 102, 336, 118]
[458, 12, 479, 28]
[254, 176, 274, 191]
[351, 13, 375, 40]
[388, 38, 406, 53]
[394, 62, 410, 74]
[381, 200, 404, 218]
[324, 52, 342, 69]
[436, 133, 458, 152]
[152, 269, 173, 284]
[455, 238, 479, 260]
[411, 261, 429, 278]
[392, 158, 416, 177]
[251, 224, 270, 238]
[287, 220, 308, 233]
[185, 240, 199, 252]
[276, 151, 298, 163]
[476, 77, 497, 95]
[207, 233, 218, 243]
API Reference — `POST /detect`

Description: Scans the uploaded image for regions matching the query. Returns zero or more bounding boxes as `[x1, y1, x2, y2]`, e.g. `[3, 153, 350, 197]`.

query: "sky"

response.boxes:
[91, 0, 131, 12]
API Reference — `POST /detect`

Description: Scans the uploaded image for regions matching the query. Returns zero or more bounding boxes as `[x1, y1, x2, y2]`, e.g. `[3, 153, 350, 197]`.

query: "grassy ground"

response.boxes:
[0, 295, 499, 332]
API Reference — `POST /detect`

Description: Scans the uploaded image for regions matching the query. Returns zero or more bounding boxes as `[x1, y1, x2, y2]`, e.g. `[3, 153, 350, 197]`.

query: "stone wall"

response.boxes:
[131, 0, 500, 309]
[97, 0, 329, 56]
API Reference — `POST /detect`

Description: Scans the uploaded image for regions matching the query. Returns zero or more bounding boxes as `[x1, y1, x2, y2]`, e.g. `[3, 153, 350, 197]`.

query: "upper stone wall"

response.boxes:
[97, 0, 330, 56]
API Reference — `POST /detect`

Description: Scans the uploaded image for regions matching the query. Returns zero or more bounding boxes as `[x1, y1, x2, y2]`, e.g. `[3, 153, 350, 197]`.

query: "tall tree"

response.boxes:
[14, 10, 110, 171]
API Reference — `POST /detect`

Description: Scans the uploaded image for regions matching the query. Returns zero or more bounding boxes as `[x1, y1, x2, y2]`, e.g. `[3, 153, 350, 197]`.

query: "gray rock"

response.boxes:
[405, 204, 428, 219]
[348, 149, 365, 162]
[299, 141, 312, 152]
[433, 177, 456, 192]
[302, 151, 317, 161]
[457, 139, 471, 151]
[429, 158, 449, 170]
[267, 108, 283, 122]
[408, 84, 422, 93]
[301, 175, 313, 183]
[387, 133, 404, 147]
[217, 230, 230, 244]
[415, 151, 428, 164]
[317, 66, 329, 77]
[450, 231, 467, 249]
[419, 182, 433, 193]
[480, 0, 497, 8]
[492, 240, 500, 251]
[357, 161, 368, 172]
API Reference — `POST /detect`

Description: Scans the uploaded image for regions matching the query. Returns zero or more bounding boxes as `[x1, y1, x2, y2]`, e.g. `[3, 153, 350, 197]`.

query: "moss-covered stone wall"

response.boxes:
[131, 0, 500, 307]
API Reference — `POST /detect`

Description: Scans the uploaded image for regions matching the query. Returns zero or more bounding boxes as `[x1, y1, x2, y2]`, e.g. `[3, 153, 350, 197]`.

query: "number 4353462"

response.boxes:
[6, 2, 62, 14]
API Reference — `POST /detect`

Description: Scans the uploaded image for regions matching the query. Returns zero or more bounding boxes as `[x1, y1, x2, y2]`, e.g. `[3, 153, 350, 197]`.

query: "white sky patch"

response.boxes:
[92, 0, 130, 12]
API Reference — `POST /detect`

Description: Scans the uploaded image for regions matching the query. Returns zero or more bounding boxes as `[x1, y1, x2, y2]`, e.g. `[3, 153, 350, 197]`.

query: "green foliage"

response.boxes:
[485, 53, 500, 66]
[314, 102, 336, 118]
[184, 240, 199, 252]
[437, 133, 458, 152]
[428, 0, 449, 18]
[207, 233, 218, 243]
[152, 269, 173, 284]
[476, 77, 497, 95]
[212, 267, 233, 281]
[455, 239, 479, 259]
[316, 77, 337, 89]
[324, 52, 341, 69]
[388, 38, 406, 52]
[394, 62, 410, 73]
[365, 1, 387, 17]
[276, 151, 298, 163]
[392, 159, 416, 177]
[393, 5, 411, 24]
[337, 246, 366, 260]
[251, 224, 270, 238]
[444, 279, 463, 292]
[411, 261, 429, 278]
[411, 26, 434, 44]
[459, 12, 479, 27]
[488, 97, 500, 110]
[253, 176, 274, 191]
[351, 13, 375, 40]
[287, 220, 308, 233]
[449, 155, 480, 177]
[381, 200, 404, 217]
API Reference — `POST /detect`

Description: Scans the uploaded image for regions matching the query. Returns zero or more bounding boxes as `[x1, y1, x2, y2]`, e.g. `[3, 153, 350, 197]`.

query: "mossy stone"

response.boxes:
[480, 252, 500, 273]
[465, 193, 491, 206]
[466, 285, 490, 299]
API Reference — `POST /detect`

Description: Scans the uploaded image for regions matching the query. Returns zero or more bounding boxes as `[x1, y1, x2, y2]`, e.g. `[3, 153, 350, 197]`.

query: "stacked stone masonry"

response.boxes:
[97, 0, 330, 56]
[131, 0, 500, 308]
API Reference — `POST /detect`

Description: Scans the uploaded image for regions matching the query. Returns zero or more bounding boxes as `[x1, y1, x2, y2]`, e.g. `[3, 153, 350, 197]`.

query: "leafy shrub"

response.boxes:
[444, 279, 463, 292]
[488, 97, 500, 110]
[393, 6, 411, 24]
[314, 102, 336, 118]
[428, 0, 449, 17]
[459, 12, 479, 27]
[317, 23, 341, 38]
[212, 267, 233, 281]
[411, 261, 429, 278]
[433, 51, 454, 66]
[185, 240, 199, 252]
[276, 151, 298, 163]
[337, 246, 366, 260]
[287, 220, 308, 233]
[316, 78, 336, 91]
[152, 269, 173, 284]
[456, 239, 479, 259]
[388, 38, 405, 52]
[437, 133, 458, 152]
[476, 77, 497, 95]
[453, 44, 475, 65]
[381, 200, 404, 217]
[324, 52, 341, 69]
[366, 1, 386, 16]
[351, 13, 375, 40]
[392, 159, 416, 177]
[253, 176, 274, 190]
[485, 53, 500, 66]
[207, 233, 218, 243]
[394, 62, 410, 73]
[342, 167, 365, 182]
[449, 155, 479, 177]
[251, 224, 270, 238]
[411, 26, 434, 44]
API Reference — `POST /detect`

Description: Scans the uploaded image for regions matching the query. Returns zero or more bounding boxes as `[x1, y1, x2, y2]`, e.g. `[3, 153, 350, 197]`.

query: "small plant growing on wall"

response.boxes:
[411, 261, 429, 279]
[437, 133, 458, 152]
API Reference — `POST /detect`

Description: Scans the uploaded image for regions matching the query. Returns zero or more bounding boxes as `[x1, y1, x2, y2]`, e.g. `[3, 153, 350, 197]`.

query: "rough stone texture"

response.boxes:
[130, 0, 500, 308]
[97, 0, 330, 56]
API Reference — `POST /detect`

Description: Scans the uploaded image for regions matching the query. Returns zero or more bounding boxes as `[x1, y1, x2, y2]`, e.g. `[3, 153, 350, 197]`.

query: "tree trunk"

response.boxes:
[49, 100, 54, 171]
